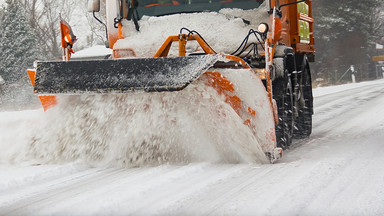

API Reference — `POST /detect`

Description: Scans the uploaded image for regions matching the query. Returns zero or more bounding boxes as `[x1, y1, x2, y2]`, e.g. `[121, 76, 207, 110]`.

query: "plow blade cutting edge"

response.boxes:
[33, 55, 218, 94]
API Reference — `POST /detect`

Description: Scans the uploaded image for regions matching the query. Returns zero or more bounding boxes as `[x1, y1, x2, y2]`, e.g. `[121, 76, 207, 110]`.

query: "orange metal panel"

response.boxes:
[153, 36, 179, 57]
[27, 69, 36, 87]
[154, 34, 216, 57]
[295, 43, 314, 53]
[113, 48, 137, 58]
[38, 95, 58, 112]
[204, 71, 241, 115]
[278, 0, 314, 54]
[225, 55, 249, 68]
[192, 34, 216, 55]
[178, 35, 187, 57]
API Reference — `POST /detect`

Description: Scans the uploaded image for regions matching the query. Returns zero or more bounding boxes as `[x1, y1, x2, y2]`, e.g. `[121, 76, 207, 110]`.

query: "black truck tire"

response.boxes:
[293, 58, 313, 139]
[273, 74, 294, 149]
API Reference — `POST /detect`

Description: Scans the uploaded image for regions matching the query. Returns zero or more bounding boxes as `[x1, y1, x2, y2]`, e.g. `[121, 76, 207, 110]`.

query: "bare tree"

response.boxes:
[21, 0, 80, 59]
[83, 0, 107, 47]
[21, 0, 109, 58]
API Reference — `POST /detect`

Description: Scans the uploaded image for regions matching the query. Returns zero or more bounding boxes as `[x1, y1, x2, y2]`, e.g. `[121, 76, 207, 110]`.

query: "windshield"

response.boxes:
[136, 0, 264, 18]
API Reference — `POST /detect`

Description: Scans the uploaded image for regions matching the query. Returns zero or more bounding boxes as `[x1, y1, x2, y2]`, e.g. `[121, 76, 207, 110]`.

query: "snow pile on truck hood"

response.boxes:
[114, 6, 268, 57]
[1, 72, 270, 167]
[71, 45, 112, 59]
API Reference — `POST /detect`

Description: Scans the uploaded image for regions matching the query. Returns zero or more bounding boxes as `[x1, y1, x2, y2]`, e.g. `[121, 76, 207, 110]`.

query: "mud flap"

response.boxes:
[34, 55, 218, 94]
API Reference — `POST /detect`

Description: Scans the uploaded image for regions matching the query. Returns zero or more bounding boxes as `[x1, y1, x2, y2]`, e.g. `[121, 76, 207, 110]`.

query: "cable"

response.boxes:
[279, 0, 305, 10]
[179, 28, 265, 58]
[230, 29, 265, 57]
[239, 43, 258, 57]
[93, 11, 109, 42]
[230, 31, 250, 56]
[249, 29, 265, 51]
[179, 28, 217, 54]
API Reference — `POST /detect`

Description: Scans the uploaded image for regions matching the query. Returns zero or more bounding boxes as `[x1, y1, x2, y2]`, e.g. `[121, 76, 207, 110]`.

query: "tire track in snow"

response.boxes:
[32, 164, 215, 215]
[130, 164, 248, 215]
[312, 82, 384, 139]
[167, 164, 278, 215]
[0, 166, 172, 215]
[303, 137, 384, 215]
[0, 168, 121, 215]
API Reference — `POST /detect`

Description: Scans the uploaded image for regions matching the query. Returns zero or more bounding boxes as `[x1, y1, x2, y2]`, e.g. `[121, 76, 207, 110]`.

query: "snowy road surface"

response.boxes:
[1, 79, 384, 215]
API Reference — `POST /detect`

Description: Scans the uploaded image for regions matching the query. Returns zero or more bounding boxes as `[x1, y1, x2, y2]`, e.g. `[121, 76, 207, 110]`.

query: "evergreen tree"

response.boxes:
[0, 0, 41, 84]
[313, 0, 384, 84]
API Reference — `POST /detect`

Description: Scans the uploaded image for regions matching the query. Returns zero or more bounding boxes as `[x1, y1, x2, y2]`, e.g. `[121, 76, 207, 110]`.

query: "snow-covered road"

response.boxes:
[1, 79, 384, 215]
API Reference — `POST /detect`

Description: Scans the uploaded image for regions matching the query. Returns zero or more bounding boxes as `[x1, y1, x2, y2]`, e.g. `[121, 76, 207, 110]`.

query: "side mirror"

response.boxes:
[266, 0, 280, 13]
[266, 0, 271, 12]
[88, 0, 100, 12]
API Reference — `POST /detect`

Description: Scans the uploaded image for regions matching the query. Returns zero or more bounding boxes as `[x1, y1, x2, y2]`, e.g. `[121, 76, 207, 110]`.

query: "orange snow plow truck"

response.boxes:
[27, 0, 315, 162]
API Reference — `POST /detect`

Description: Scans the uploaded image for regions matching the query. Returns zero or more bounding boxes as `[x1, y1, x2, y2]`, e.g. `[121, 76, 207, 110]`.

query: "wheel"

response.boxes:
[273, 75, 294, 149]
[293, 59, 313, 138]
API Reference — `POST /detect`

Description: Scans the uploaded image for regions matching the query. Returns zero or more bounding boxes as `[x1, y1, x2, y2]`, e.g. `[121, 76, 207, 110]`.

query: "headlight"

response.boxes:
[258, 23, 269, 34]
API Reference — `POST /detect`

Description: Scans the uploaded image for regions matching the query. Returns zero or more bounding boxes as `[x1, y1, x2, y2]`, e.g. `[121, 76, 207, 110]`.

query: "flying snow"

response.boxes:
[1, 70, 271, 167]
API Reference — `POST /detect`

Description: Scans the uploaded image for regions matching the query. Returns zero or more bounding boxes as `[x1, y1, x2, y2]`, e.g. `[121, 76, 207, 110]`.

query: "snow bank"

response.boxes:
[114, 5, 268, 57]
[313, 80, 384, 97]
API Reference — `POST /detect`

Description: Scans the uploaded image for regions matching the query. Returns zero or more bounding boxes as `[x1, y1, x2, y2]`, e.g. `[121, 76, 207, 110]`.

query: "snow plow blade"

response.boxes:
[34, 55, 218, 94]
